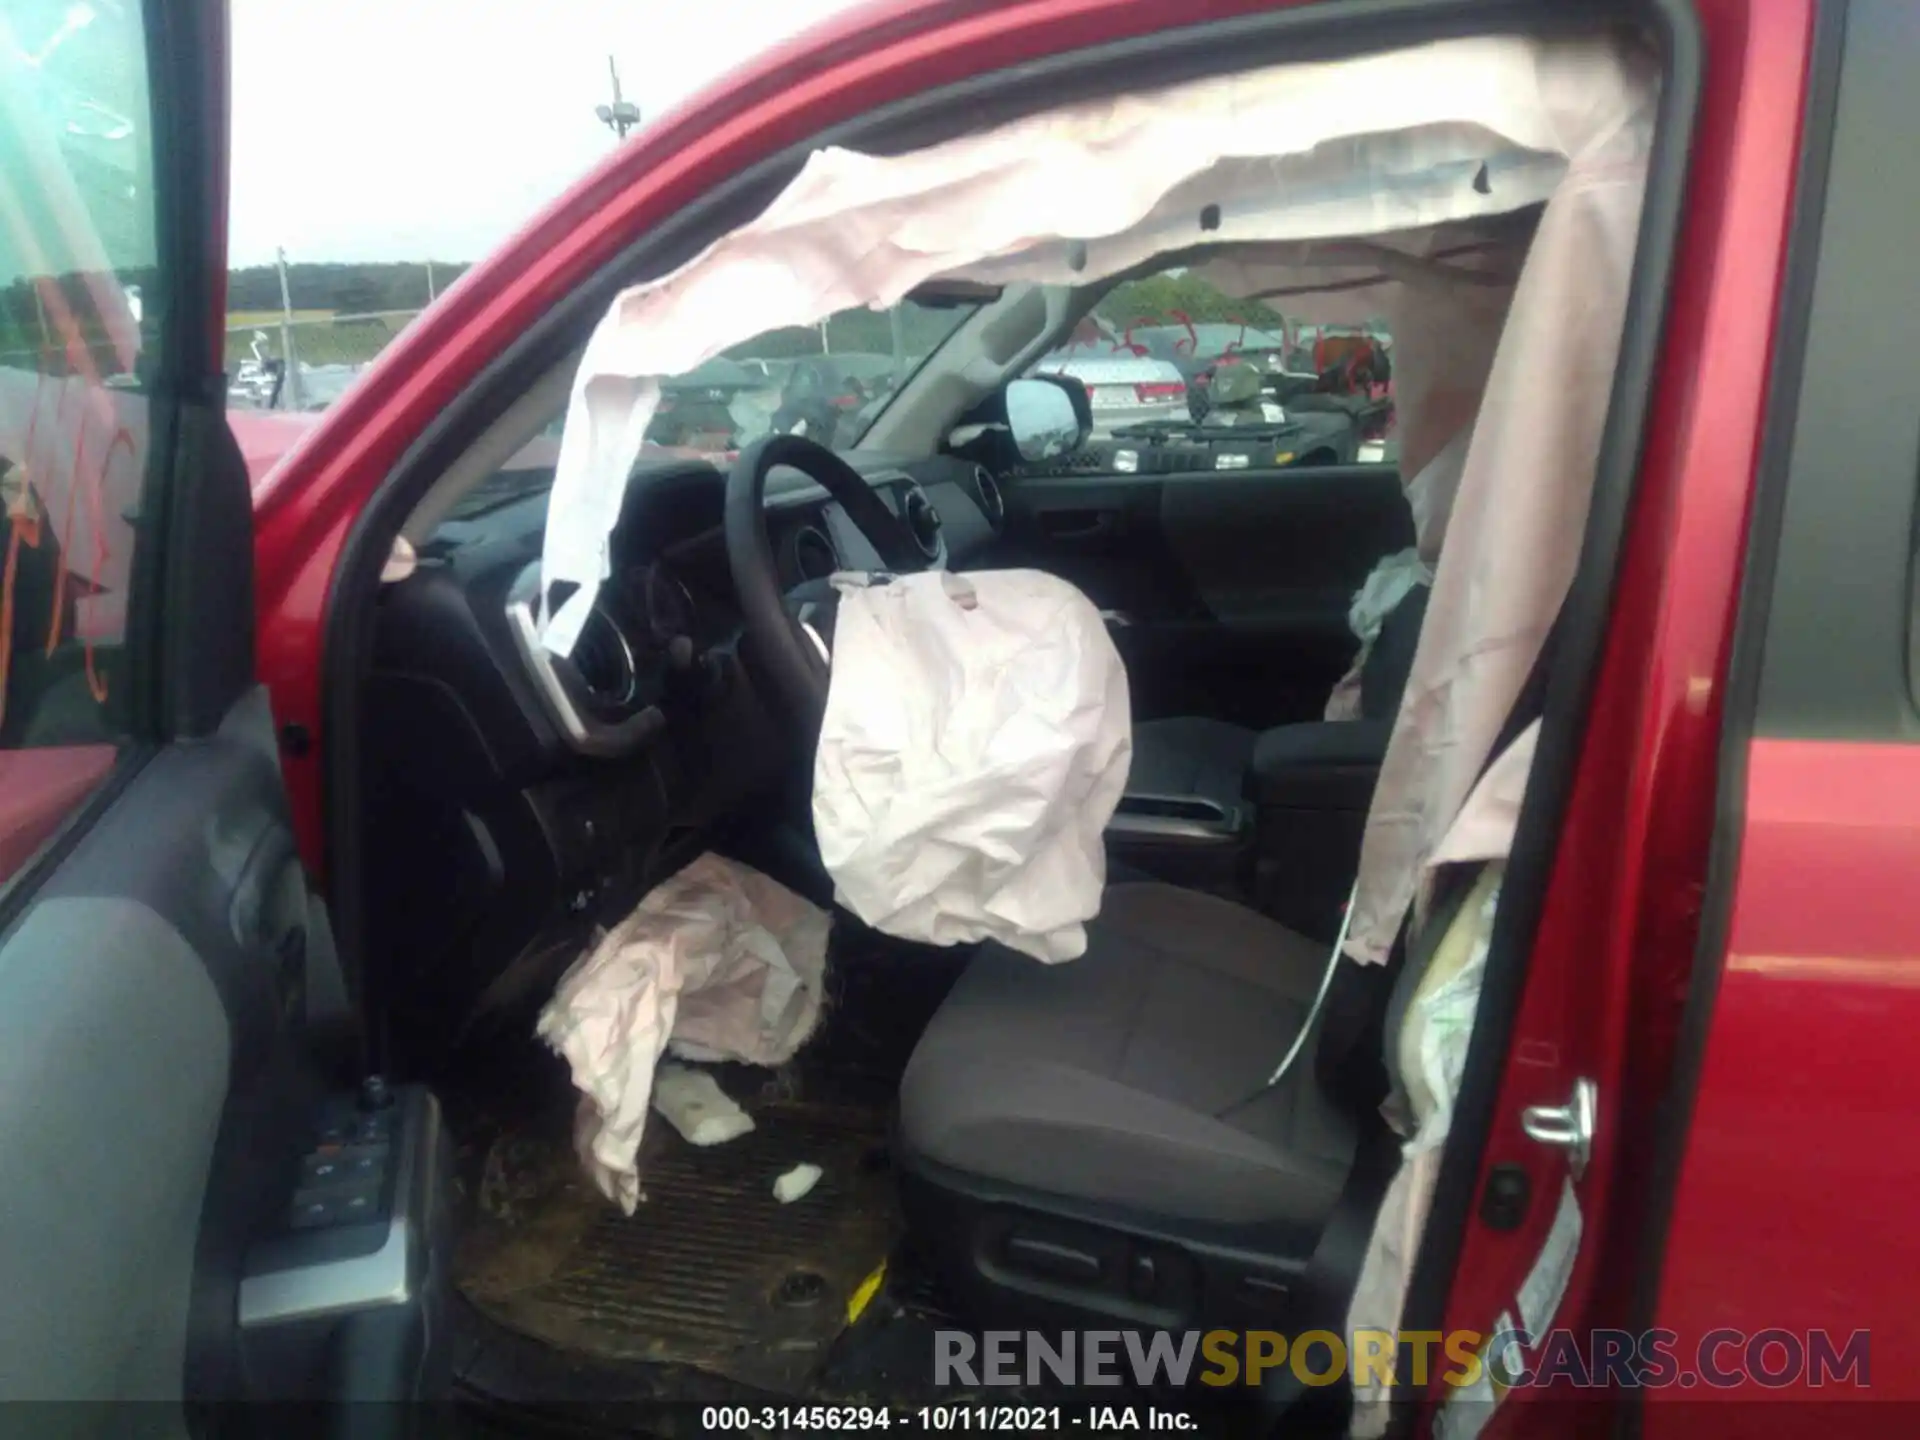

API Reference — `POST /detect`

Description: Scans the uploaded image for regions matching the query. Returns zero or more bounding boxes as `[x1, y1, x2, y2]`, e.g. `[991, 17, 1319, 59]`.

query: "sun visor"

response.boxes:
[538, 32, 1655, 655]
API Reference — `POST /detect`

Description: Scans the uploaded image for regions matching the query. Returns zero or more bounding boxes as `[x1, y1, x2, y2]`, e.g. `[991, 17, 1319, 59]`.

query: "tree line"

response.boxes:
[1, 261, 473, 351]
[225, 261, 470, 316]
[5, 262, 1371, 366]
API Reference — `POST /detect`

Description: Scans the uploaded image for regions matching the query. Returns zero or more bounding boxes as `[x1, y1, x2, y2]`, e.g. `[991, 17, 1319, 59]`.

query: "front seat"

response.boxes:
[898, 883, 1390, 1336]
[895, 869, 1479, 1338]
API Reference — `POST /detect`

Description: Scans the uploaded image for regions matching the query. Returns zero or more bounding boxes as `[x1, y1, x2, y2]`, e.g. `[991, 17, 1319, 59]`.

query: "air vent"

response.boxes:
[791, 525, 839, 582]
[902, 485, 943, 560]
[568, 605, 638, 708]
[972, 466, 1005, 527]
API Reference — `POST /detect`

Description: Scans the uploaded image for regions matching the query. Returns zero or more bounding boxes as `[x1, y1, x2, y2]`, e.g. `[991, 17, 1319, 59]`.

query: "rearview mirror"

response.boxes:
[1006, 378, 1082, 463]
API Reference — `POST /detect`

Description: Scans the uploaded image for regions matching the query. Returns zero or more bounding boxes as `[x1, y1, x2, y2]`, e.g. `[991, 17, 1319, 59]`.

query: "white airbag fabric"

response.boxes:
[1348, 864, 1506, 1437]
[539, 33, 1644, 656]
[536, 854, 828, 1213]
[650, 1063, 756, 1148]
[813, 569, 1131, 963]
[1341, 81, 1652, 967]
[1323, 545, 1433, 723]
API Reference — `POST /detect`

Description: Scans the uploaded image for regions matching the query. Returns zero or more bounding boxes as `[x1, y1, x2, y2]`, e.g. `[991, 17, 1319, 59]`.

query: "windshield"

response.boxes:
[642, 298, 980, 458]
[437, 300, 981, 529]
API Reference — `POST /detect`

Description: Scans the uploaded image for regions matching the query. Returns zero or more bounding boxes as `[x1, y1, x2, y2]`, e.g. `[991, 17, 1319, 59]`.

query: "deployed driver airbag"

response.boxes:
[812, 569, 1132, 963]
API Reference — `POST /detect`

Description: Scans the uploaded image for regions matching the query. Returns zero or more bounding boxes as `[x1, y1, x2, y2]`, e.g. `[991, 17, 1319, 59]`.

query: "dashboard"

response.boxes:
[497, 452, 1004, 761]
[358, 449, 1008, 1043]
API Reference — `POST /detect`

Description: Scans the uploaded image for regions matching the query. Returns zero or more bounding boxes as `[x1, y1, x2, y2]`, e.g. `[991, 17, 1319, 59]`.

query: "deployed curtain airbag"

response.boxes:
[539, 33, 1646, 657]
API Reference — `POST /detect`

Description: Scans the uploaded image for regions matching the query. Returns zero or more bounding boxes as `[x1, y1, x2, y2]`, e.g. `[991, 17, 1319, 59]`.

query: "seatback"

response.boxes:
[1313, 612, 1556, 1113]
[1358, 583, 1430, 722]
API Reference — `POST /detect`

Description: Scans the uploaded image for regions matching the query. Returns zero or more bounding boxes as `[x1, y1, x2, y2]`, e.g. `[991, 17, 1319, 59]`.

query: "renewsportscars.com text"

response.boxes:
[933, 1328, 1871, 1391]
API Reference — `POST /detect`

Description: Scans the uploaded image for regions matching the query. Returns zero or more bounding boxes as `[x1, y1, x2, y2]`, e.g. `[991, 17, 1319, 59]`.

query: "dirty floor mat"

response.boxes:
[457, 1088, 897, 1395]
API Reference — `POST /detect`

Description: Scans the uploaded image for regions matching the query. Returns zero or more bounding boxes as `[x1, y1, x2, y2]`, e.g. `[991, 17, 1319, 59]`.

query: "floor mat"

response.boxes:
[457, 1089, 897, 1395]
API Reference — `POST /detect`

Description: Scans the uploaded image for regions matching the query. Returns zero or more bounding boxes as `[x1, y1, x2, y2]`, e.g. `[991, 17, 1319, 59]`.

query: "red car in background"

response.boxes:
[0, 0, 1909, 1435]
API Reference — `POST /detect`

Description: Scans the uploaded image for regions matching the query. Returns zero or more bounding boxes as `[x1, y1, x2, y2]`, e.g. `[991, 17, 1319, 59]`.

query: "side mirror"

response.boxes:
[1005, 376, 1087, 463]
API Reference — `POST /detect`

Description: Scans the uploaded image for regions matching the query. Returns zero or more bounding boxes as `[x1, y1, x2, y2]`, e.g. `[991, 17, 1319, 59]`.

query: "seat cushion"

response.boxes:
[1127, 717, 1258, 810]
[899, 882, 1359, 1228]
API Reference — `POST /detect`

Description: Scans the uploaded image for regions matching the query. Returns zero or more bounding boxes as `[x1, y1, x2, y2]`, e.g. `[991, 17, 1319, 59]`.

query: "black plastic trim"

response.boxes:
[139, 1, 254, 741]
[145, 0, 228, 391]
[1392, 0, 1705, 1420]
[1619, 7, 1847, 1435]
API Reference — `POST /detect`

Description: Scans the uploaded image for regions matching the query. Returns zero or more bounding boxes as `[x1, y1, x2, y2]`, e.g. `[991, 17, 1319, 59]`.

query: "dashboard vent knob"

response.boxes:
[972, 466, 1005, 527]
[791, 525, 839, 582]
[902, 486, 942, 559]
[567, 605, 639, 709]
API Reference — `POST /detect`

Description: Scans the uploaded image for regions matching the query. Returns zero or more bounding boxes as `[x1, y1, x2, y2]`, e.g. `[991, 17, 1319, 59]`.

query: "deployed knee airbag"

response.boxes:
[536, 854, 829, 1213]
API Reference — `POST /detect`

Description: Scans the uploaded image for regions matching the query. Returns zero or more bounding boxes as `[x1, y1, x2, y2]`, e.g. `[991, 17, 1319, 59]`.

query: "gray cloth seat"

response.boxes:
[898, 881, 1358, 1229]
[1125, 583, 1430, 816]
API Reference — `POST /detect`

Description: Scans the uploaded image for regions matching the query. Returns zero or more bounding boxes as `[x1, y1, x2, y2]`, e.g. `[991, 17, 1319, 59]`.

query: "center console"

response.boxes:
[1245, 719, 1391, 942]
[1103, 719, 1392, 942]
[1104, 791, 1253, 892]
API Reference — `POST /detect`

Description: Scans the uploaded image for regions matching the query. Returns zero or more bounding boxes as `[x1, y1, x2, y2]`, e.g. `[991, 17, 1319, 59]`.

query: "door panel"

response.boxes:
[994, 465, 1412, 727]
[0, 694, 326, 1419]
[0, 0, 453, 1423]
[0, 897, 230, 1408]
[1644, 4, 1919, 1427]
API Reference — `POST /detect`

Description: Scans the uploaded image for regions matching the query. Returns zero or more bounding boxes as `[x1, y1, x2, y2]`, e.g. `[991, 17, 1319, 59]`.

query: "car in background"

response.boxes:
[1123, 319, 1335, 421]
[1030, 349, 1190, 435]
[647, 355, 767, 450]
[735, 353, 909, 443]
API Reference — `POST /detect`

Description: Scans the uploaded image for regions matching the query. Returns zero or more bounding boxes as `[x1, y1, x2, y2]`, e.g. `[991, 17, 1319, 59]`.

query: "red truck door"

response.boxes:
[1641, 0, 1920, 1430]
[1376, 0, 1826, 1434]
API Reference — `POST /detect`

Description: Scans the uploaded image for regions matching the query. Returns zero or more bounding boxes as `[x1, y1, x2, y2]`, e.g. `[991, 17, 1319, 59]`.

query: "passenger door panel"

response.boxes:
[995, 465, 1412, 727]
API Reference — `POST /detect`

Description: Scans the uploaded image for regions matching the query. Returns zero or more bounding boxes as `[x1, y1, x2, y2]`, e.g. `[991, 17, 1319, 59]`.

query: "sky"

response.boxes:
[228, 0, 860, 268]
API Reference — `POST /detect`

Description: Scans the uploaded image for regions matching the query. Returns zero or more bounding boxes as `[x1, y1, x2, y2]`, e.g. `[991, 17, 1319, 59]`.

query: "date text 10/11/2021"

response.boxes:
[700, 1406, 1197, 1431]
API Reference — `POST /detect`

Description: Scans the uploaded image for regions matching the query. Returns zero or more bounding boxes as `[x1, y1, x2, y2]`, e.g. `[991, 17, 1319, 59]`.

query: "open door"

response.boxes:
[0, 1, 451, 1423]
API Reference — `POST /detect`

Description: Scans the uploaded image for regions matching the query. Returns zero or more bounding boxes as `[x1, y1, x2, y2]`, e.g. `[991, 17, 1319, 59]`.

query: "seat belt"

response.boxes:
[1264, 879, 1360, 1086]
[1260, 610, 1566, 1091]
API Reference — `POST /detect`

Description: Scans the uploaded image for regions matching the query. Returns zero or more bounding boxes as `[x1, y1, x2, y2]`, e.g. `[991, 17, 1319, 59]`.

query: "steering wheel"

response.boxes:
[725, 434, 928, 728]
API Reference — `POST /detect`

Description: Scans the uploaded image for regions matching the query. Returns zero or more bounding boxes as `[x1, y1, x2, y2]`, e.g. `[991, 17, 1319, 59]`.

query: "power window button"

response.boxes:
[290, 1195, 337, 1231]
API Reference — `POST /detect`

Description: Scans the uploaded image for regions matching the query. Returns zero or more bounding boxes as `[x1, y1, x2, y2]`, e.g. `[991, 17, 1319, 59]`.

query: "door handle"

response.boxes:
[1520, 1076, 1596, 1180]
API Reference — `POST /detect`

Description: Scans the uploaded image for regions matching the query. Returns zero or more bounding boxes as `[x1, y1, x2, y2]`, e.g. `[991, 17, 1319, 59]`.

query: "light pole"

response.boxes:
[595, 56, 641, 141]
